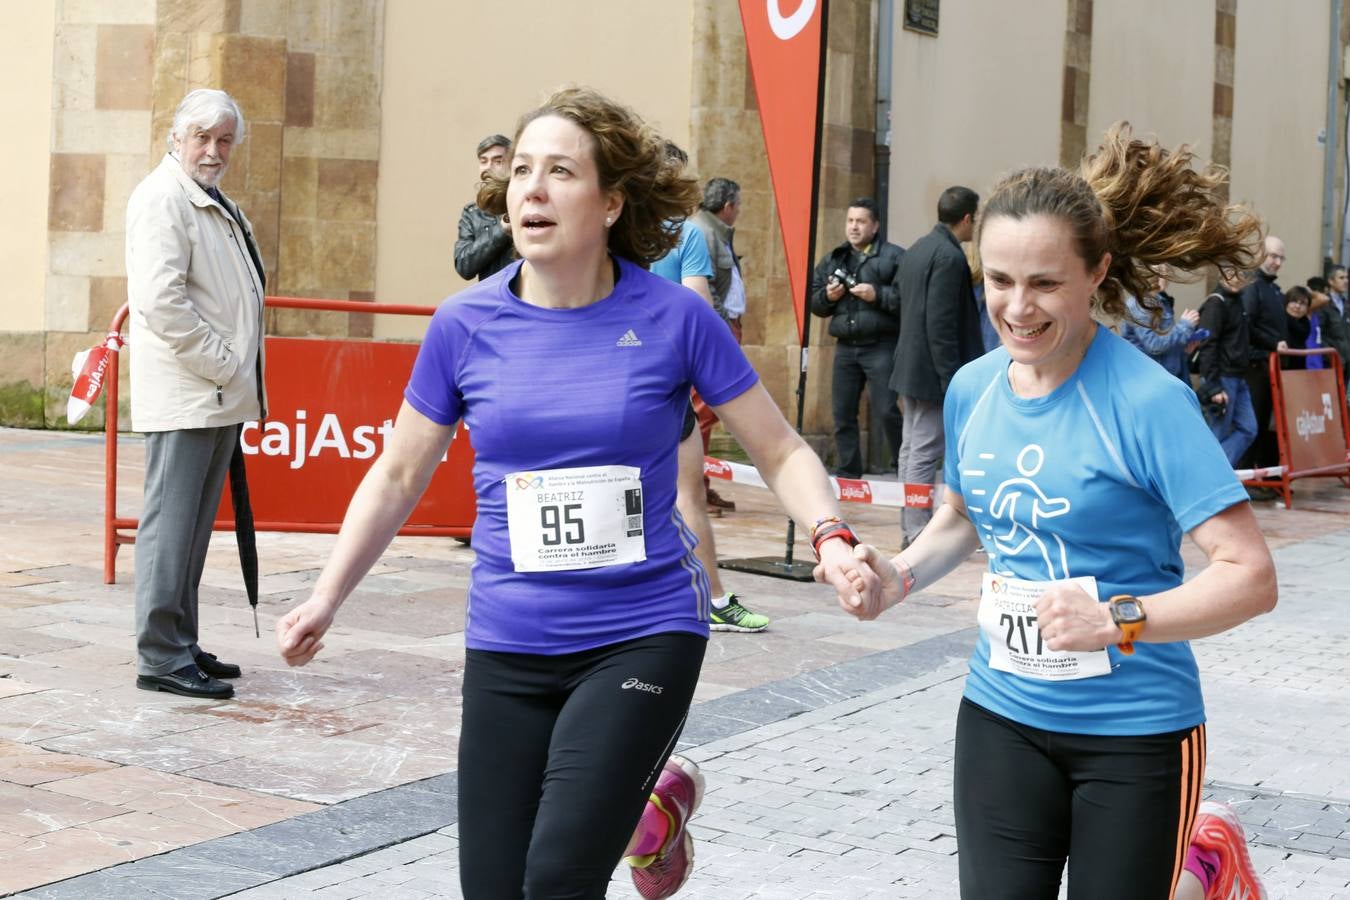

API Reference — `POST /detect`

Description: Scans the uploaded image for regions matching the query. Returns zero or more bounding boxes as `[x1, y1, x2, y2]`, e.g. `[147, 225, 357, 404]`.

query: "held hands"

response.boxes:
[1033, 583, 1121, 652]
[813, 543, 898, 621]
[275, 596, 337, 666]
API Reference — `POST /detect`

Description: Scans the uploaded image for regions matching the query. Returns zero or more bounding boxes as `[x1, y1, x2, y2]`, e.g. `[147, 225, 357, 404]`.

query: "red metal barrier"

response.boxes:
[103, 296, 476, 583]
[1242, 348, 1350, 508]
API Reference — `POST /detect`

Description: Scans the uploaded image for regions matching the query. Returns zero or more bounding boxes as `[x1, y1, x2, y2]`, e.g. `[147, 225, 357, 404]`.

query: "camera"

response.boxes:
[1196, 380, 1226, 422]
[829, 268, 859, 289]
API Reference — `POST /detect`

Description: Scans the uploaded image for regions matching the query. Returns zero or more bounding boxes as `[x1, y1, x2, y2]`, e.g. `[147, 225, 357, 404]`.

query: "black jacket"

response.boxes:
[808, 240, 904, 344]
[1196, 287, 1250, 382]
[1318, 294, 1350, 369]
[889, 224, 983, 402]
[1240, 270, 1286, 364]
[454, 203, 514, 281]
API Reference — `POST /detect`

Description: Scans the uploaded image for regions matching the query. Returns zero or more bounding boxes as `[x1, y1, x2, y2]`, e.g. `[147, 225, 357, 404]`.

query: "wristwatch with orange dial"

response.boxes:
[1108, 594, 1147, 655]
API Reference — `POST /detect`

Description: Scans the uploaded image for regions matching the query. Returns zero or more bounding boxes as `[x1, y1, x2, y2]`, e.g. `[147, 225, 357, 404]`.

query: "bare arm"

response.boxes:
[681, 274, 715, 308]
[841, 492, 981, 620]
[1035, 501, 1277, 651]
[277, 401, 456, 664]
[712, 383, 879, 609]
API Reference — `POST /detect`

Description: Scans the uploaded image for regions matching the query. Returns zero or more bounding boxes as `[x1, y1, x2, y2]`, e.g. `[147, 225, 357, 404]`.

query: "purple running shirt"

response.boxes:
[405, 257, 758, 653]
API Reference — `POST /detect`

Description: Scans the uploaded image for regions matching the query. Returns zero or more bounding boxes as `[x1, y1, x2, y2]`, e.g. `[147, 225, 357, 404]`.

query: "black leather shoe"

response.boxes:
[137, 665, 234, 699]
[194, 651, 242, 679]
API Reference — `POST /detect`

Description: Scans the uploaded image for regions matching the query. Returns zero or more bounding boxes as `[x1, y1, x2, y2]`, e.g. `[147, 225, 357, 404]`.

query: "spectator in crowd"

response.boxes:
[890, 186, 983, 546]
[650, 147, 771, 634]
[1326, 265, 1350, 356]
[127, 89, 264, 700]
[1120, 269, 1199, 382]
[1239, 235, 1287, 467]
[969, 250, 1001, 353]
[809, 199, 906, 478]
[453, 134, 515, 281]
[1196, 271, 1258, 467]
[690, 177, 745, 511]
[1309, 274, 1349, 373]
[1282, 284, 1313, 370]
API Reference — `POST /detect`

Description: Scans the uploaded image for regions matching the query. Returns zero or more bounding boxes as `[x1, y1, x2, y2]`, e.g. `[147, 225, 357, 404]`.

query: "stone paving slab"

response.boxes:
[3, 426, 1350, 897]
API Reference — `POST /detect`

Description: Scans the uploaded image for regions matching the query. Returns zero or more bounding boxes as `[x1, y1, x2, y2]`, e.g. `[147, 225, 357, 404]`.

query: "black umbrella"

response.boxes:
[229, 434, 259, 637]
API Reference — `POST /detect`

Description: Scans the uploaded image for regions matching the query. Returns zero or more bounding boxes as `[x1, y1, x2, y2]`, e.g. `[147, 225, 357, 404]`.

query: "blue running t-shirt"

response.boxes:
[405, 258, 759, 654]
[944, 325, 1249, 735]
[649, 220, 713, 285]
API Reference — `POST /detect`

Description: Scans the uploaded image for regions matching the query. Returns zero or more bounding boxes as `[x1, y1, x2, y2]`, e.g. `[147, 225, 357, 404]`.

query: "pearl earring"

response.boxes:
[605, 217, 613, 227]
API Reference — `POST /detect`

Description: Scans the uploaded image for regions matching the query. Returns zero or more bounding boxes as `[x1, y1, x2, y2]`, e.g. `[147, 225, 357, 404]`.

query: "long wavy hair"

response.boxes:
[477, 87, 701, 266]
[977, 123, 1263, 329]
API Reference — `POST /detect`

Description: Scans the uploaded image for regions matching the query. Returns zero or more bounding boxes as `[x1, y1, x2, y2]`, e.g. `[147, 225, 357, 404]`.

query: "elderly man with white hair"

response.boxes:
[126, 88, 266, 699]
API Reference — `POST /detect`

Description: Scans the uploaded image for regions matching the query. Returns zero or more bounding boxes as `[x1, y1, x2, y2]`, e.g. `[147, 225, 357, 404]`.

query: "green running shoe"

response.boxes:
[709, 594, 770, 632]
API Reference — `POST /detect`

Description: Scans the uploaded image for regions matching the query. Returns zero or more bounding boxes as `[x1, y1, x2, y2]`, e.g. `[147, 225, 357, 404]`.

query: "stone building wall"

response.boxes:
[689, 0, 877, 459]
[38, 0, 384, 429]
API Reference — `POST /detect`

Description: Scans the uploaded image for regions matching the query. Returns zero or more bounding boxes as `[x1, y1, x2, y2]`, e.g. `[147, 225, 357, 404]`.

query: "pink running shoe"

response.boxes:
[629, 755, 705, 899]
[1191, 801, 1267, 900]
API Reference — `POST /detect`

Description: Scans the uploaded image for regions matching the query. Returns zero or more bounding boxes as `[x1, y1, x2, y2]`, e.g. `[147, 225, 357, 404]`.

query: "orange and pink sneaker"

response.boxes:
[629, 755, 705, 899]
[1191, 800, 1267, 900]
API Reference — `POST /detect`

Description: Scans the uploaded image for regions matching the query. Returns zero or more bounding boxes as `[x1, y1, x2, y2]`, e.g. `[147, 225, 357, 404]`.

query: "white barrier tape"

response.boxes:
[704, 456, 945, 509]
[1234, 465, 1285, 481]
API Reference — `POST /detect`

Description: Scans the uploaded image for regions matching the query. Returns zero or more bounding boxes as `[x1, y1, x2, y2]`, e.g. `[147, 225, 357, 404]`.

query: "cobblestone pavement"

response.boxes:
[4, 428, 1350, 899]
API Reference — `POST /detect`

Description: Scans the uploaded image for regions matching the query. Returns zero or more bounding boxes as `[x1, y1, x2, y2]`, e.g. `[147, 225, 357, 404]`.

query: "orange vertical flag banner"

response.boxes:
[737, 0, 828, 344]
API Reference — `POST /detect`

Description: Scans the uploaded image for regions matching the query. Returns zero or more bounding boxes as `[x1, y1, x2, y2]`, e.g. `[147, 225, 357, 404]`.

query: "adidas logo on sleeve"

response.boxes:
[616, 329, 643, 347]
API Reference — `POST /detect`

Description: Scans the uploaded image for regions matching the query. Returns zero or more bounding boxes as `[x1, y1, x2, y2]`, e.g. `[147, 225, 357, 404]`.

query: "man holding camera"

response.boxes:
[809, 198, 905, 478]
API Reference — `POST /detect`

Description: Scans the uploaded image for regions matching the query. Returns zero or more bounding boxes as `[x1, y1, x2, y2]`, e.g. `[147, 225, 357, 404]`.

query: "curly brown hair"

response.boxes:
[977, 123, 1263, 329]
[477, 87, 701, 266]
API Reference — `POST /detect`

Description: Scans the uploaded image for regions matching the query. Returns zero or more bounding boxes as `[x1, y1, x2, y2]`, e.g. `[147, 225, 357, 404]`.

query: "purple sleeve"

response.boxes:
[681, 291, 758, 405]
[403, 306, 464, 425]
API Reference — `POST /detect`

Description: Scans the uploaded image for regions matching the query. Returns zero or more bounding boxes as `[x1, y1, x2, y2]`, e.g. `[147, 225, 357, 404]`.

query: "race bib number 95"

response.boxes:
[505, 465, 646, 572]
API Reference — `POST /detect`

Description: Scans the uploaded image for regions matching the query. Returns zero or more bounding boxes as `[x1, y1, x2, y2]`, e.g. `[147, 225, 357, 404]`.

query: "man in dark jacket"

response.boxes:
[1197, 272, 1258, 466]
[890, 186, 983, 544]
[453, 134, 515, 281]
[1319, 266, 1350, 376]
[1239, 235, 1287, 467]
[809, 198, 905, 478]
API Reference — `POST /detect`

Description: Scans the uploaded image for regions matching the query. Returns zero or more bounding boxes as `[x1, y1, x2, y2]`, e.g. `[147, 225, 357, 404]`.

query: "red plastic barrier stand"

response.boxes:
[104, 297, 477, 584]
[1246, 348, 1350, 507]
[216, 336, 475, 530]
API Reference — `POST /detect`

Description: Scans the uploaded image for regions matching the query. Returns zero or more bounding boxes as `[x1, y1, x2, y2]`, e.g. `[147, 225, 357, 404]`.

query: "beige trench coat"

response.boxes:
[125, 154, 266, 433]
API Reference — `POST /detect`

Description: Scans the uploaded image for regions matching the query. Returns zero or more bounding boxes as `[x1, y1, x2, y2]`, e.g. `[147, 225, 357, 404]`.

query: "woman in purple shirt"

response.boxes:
[276, 88, 877, 899]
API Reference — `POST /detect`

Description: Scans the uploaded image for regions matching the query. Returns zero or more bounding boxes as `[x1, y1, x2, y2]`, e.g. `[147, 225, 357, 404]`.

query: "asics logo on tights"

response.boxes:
[621, 676, 663, 694]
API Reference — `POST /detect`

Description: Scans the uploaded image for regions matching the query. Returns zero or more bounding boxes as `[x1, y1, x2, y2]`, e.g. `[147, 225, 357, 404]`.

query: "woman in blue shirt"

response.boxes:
[834, 126, 1276, 899]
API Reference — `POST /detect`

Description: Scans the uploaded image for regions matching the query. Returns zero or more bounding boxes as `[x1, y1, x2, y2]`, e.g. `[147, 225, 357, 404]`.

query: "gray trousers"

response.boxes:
[135, 426, 236, 675]
[896, 396, 945, 543]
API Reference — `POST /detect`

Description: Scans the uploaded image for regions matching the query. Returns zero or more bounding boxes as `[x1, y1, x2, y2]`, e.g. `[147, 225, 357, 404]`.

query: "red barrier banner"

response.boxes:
[738, 0, 827, 343]
[1248, 348, 1350, 507]
[1278, 369, 1347, 474]
[835, 477, 872, 504]
[217, 336, 476, 528]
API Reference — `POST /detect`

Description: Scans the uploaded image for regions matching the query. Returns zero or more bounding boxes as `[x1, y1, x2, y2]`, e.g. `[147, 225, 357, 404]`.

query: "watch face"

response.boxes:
[1114, 599, 1144, 622]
